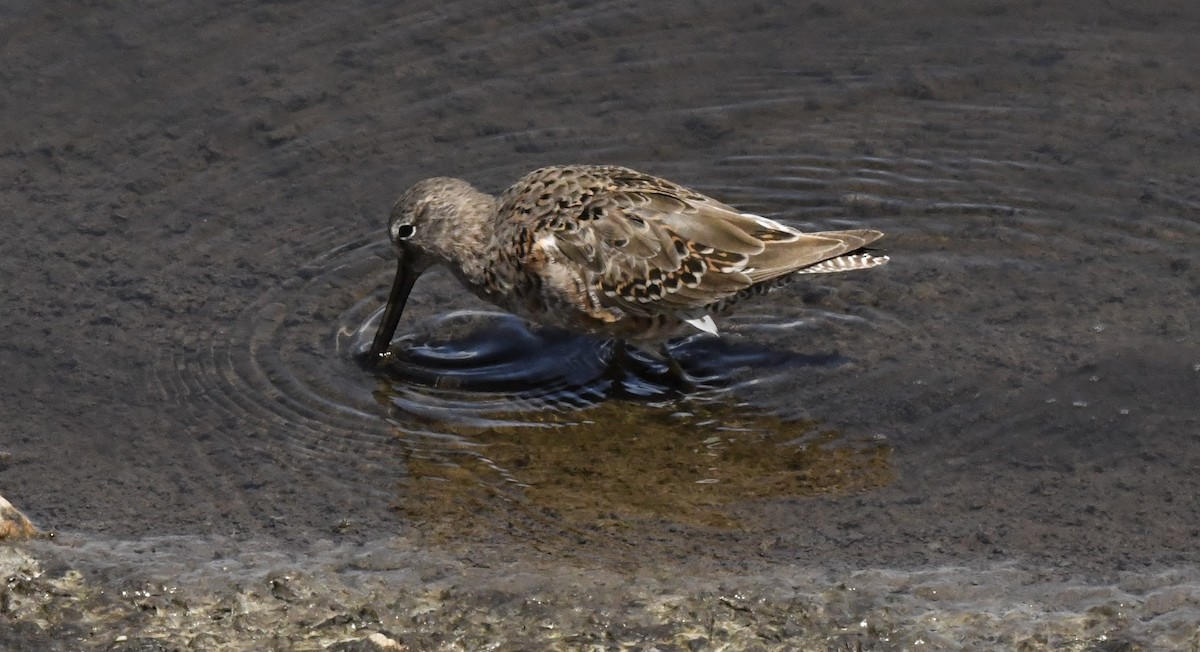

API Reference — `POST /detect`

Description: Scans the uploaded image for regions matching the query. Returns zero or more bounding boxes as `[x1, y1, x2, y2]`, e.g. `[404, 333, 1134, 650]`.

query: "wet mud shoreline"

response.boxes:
[5, 535, 1197, 651]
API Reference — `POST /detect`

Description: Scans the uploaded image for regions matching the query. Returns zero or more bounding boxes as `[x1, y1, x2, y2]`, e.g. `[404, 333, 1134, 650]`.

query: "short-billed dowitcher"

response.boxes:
[368, 165, 888, 366]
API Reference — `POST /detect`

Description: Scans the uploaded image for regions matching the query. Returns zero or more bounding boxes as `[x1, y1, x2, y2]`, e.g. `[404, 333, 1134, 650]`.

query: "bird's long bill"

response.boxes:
[367, 257, 420, 362]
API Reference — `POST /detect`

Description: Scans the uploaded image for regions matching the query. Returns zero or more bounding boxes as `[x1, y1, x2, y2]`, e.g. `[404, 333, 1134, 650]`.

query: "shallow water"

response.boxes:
[3, 0, 1199, 648]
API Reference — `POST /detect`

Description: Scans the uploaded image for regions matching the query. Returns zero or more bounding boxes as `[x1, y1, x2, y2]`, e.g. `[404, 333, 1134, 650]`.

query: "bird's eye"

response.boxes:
[395, 223, 416, 240]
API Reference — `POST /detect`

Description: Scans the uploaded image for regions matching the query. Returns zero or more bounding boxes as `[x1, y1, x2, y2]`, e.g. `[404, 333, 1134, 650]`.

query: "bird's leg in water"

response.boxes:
[607, 340, 697, 392]
[606, 340, 633, 380]
[657, 342, 696, 391]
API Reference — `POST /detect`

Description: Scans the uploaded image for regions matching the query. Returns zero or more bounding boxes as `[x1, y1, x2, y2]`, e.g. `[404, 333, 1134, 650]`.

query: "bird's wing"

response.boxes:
[500, 165, 868, 319]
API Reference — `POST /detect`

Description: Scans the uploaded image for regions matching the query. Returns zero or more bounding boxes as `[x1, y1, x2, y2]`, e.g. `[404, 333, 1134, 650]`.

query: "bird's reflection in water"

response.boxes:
[368, 312, 891, 535]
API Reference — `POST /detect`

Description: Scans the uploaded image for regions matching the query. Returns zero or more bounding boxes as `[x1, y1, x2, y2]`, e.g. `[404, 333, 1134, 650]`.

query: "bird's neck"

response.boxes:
[430, 189, 497, 288]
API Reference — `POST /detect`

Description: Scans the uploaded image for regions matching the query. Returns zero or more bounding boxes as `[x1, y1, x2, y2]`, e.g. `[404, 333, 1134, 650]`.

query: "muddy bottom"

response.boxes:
[3, 0, 1199, 649]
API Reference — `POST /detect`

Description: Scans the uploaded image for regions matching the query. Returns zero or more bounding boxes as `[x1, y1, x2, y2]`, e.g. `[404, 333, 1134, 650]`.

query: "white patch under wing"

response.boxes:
[684, 314, 719, 335]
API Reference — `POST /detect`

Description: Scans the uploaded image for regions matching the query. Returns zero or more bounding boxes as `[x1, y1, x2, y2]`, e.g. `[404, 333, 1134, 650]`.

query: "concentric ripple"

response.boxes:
[150, 227, 408, 503]
[354, 310, 839, 423]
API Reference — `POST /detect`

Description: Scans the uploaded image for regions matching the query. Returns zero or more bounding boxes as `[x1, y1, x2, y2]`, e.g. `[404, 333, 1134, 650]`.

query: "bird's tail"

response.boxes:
[794, 251, 890, 274]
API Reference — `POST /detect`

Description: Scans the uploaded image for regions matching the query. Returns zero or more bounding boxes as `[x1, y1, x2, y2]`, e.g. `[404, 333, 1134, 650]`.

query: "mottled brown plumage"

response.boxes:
[368, 165, 888, 360]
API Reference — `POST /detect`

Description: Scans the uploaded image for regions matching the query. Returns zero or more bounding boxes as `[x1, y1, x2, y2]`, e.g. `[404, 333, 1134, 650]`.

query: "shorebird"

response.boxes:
[368, 165, 888, 372]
